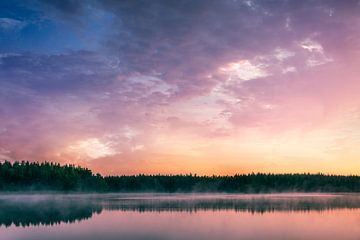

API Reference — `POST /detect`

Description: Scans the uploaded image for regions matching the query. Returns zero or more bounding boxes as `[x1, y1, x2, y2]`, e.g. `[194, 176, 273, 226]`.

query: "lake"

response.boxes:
[0, 193, 359, 240]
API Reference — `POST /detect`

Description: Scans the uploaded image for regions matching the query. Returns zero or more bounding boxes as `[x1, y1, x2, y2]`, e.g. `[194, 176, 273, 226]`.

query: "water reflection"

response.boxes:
[1, 193, 360, 227]
[0, 195, 101, 227]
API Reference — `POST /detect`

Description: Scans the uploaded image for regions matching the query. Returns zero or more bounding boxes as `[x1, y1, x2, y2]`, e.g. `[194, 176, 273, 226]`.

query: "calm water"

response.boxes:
[0, 193, 360, 240]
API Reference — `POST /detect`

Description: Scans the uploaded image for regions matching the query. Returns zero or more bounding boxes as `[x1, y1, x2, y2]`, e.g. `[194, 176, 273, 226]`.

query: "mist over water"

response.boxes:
[0, 193, 360, 240]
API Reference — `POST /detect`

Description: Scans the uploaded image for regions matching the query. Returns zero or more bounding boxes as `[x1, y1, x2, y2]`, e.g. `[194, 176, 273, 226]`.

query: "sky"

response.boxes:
[1, 0, 360, 175]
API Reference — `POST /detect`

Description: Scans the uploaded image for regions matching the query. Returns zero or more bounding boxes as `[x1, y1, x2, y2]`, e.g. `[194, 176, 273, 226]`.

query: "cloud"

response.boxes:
[282, 66, 296, 74]
[219, 60, 270, 81]
[67, 138, 117, 160]
[274, 48, 295, 61]
[0, 18, 26, 31]
[0, 51, 121, 94]
[300, 39, 324, 53]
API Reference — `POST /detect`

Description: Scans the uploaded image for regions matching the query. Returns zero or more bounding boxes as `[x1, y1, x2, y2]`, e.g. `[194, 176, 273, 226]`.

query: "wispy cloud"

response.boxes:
[0, 18, 26, 31]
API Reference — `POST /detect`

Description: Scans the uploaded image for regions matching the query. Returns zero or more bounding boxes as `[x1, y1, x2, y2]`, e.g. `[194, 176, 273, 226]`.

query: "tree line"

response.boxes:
[0, 161, 360, 192]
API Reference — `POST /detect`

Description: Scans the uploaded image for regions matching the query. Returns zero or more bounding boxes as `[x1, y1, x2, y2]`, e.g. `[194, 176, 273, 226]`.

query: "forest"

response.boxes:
[0, 161, 360, 192]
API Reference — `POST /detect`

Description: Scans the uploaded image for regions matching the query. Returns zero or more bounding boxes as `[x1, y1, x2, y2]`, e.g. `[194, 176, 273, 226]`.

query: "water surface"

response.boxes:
[0, 193, 360, 240]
